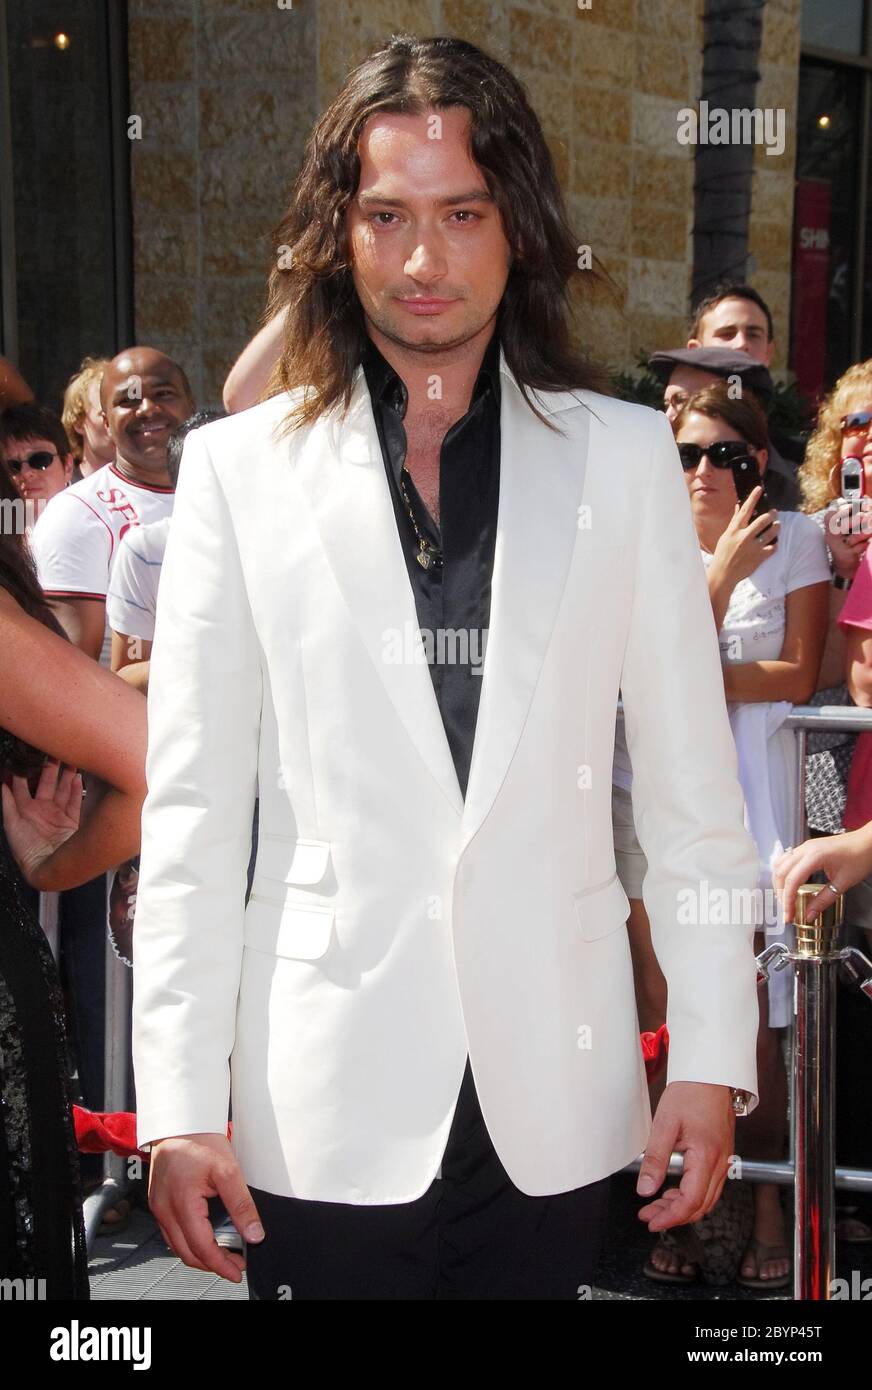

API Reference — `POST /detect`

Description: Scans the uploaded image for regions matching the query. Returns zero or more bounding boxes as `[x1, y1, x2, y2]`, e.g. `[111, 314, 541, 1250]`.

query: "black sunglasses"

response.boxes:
[840, 411, 872, 435]
[4, 449, 59, 475]
[677, 440, 756, 471]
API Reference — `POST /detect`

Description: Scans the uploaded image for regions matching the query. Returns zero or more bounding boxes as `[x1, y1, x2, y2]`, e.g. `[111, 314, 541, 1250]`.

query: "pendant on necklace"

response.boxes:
[416, 549, 432, 569]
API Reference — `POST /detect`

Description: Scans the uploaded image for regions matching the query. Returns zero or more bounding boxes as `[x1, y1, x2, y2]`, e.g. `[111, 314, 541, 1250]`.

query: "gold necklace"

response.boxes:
[398, 465, 442, 570]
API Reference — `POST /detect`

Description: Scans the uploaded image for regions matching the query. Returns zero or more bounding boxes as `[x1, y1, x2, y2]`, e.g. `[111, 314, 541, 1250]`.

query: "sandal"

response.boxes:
[835, 1205, 872, 1243]
[643, 1227, 702, 1284]
[642, 1180, 754, 1287]
[836, 1216, 872, 1243]
[736, 1236, 792, 1290]
[98, 1196, 133, 1238]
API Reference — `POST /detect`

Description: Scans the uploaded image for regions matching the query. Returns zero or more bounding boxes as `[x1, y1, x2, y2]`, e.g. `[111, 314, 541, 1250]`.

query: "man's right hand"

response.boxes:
[147, 1133, 264, 1283]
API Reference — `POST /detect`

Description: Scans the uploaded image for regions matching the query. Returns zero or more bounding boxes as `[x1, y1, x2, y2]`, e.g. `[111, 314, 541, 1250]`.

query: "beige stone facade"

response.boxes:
[128, 0, 801, 405]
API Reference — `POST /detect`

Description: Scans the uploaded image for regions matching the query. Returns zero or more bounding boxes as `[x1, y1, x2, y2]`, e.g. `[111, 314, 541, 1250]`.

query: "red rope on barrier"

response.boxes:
[72, 1029, 672, 1155]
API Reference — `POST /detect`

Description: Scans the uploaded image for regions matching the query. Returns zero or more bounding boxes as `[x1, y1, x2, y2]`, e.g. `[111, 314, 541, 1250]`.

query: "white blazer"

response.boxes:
[132, 349, 761, 1203]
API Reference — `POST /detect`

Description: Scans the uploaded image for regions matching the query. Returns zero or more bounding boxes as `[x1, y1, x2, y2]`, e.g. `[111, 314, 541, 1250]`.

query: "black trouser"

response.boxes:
[245, 1058, 611, 1300]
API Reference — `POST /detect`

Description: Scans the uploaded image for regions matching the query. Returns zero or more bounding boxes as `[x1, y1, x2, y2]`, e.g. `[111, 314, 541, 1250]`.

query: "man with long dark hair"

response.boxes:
[132, 35, 761, 1300]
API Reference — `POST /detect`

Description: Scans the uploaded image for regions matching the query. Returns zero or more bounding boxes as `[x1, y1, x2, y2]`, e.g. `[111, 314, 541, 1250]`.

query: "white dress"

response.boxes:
[614, 510, 831, 1026]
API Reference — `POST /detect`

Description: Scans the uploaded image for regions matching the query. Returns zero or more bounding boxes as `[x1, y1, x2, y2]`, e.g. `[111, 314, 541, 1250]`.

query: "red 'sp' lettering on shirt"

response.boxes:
[30, 463, 175, 665]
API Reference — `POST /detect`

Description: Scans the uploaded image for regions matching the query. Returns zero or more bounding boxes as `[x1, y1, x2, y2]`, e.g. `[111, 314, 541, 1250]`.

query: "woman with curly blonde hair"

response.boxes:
[796, 362, 872, 822]
[800, 359, 872, 516]
[797, 359, 872, 1244]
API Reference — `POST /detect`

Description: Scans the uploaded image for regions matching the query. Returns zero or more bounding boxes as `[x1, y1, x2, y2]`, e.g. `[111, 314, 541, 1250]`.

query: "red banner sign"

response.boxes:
[791, 179, 832, 406]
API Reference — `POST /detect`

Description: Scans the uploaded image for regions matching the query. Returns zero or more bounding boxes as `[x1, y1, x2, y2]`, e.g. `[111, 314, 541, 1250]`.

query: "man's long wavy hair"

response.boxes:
[799, 360, 872, 514]
[262, 34, 611, 437]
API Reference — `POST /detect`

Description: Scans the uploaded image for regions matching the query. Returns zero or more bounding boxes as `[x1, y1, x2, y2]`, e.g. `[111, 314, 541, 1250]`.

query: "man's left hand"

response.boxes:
[636, 1081, 735, 1231]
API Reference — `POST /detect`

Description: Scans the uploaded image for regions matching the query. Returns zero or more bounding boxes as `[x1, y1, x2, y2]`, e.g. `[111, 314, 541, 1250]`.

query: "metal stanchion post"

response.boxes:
[788, 728, 808, 1187]
[761, 883, 872, 1300]
[616, 702, 872, 1290]
[82, 868, 133, 1251]
[792, 885, 843, 1301]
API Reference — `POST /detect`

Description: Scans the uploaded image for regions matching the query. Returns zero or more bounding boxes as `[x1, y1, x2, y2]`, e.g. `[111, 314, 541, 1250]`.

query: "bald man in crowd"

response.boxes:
[31, 346, 194, 662]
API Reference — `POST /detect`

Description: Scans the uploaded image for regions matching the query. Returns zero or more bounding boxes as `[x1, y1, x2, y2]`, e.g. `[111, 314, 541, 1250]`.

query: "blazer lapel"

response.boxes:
[459, 357, 592, 855]
[288, 351, 593, 840]
[290, 368, 466, 817]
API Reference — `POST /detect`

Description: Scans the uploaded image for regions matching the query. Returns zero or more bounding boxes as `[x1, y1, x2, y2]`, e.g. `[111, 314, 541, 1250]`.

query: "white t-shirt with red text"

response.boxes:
[30, 463, 175, 665]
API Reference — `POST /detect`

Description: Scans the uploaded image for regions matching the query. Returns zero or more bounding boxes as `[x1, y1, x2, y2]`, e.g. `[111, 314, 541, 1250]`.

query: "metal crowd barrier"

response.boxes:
[35, 704, 872, 1291]
[83, 873, 133, 1246]
[39, 870, 132, 1252]
[617, 702, 872, 1300]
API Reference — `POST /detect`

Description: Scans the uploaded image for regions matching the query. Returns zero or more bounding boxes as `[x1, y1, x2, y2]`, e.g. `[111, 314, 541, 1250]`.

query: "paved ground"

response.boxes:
[87, 1172, 872, 1301]
[88, 1205, 248, 1302]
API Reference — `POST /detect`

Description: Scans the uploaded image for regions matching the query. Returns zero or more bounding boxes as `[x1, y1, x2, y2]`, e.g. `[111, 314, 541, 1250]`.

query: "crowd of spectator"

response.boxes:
[2, 277, 871, 1284]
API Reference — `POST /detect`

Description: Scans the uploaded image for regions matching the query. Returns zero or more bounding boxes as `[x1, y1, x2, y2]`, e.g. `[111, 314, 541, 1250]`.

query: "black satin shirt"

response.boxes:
[361, 330, 501, 800]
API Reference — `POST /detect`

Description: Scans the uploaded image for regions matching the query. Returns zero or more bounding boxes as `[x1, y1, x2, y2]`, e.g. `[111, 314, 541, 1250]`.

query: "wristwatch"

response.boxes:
[730, 1088, 752, 1116]
[832, 573, 851, 590]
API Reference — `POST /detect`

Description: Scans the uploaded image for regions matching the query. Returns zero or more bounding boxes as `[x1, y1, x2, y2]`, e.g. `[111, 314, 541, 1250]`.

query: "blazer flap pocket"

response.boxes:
[573, 872, 630, 941]
[255, 836, 331, 885]
[244, 901, 335, 961]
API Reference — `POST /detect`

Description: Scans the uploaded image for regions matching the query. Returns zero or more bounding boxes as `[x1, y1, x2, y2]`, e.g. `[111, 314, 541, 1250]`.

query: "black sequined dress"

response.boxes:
[0, 727, 89, 1298]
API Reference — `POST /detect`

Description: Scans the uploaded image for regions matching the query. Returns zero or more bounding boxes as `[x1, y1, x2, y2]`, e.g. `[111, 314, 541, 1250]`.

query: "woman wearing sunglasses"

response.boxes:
[616, 382, 831, 1288]
[0, 404, 75, 517]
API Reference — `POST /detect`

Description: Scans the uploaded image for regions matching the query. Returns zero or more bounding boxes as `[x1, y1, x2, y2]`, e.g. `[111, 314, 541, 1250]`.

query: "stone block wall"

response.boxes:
[127, 0, 801, 404]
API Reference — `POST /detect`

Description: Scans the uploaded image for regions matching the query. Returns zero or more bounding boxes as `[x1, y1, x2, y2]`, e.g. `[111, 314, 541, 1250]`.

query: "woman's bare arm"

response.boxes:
[815, 500, 869, 690]
[845, 623, 872, 707]
[222, 306, 287, 414]
[111, 627, 153, 672]
[706, 563, 735, 633]
[816, 585, 850, 690]
[0, 588, 148, 888]
[115, 659, 151, 694]
[0, 355, 33, 409]
[722, 582, 830, 704]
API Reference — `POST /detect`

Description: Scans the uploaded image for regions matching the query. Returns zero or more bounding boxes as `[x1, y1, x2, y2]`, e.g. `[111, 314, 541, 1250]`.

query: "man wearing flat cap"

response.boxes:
[648, 346, 801, 512]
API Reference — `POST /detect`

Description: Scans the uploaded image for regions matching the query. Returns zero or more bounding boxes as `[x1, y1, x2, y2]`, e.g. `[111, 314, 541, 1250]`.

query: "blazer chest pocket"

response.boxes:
[246, 836, 335, 960]
[573, 871, 630, 942]
[253, 835, 332, 886]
